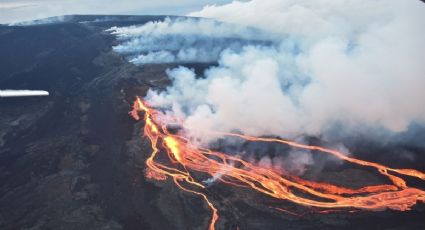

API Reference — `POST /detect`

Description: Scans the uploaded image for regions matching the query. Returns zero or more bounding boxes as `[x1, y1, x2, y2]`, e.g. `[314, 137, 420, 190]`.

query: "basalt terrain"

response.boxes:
[0, 15, 424, 230]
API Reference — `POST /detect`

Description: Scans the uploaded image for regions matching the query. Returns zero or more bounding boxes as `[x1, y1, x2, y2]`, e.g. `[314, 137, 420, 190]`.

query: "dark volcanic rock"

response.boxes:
[0, 15, 424, 230]
[0, 15, 170, 230]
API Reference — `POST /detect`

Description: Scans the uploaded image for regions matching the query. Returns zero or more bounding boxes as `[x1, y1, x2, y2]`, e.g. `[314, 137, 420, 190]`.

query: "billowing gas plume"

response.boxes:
[147, 0, 425, 139]
[120, 3, 425, 225]
[112, 0, 425, 146]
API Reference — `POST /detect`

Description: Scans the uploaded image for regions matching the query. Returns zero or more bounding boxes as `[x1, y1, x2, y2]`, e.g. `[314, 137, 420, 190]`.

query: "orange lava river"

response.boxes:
[130, 97, 425, 230]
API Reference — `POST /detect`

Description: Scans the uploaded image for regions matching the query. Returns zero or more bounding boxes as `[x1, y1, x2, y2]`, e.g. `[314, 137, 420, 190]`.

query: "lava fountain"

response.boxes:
[130, 97, 425, 230]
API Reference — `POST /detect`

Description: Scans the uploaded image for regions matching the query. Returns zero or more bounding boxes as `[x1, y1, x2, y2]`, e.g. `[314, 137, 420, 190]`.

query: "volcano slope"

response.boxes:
[0, 15, 424, 230]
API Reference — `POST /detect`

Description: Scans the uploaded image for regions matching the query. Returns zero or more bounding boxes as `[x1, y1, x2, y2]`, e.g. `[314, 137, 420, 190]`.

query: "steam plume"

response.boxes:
[144, 0, 425, 140]
[110, 0, 425, 153]
[108, 17, 272, 64]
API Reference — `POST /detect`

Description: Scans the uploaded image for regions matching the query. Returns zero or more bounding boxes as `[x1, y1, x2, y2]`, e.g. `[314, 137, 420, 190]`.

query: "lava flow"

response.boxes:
[130, 97, 425, 230]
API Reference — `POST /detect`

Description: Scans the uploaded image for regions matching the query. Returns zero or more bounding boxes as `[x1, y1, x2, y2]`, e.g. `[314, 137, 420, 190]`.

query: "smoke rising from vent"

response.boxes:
[149, 1, 425, 139]
[112, 1, 425, 145]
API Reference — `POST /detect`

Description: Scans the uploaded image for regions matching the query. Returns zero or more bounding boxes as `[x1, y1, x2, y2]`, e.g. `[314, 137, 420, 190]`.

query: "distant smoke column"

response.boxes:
[0, 90, 49, 97]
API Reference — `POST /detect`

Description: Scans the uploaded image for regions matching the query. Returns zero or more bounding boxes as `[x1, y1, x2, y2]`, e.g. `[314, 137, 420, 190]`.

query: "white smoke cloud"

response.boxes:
[278, 150, 314, 175]
[140, 0, 425, 142]
[109, 17, 273, 64]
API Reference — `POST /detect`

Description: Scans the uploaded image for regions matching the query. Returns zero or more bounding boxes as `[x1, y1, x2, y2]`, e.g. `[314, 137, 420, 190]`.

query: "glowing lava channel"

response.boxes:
[131, 97, 425, 230]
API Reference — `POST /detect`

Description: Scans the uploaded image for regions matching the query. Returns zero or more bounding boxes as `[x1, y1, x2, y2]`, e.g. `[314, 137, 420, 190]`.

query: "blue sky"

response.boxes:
[0, 0, 234, 24]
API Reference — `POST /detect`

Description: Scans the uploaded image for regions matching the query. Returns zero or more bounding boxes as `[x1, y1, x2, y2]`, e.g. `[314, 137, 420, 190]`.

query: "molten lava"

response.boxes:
[130, 97, 425, 230]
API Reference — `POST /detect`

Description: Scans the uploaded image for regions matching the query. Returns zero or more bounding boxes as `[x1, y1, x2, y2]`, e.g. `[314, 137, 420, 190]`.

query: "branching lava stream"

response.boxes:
[130, 97, 425, 230]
